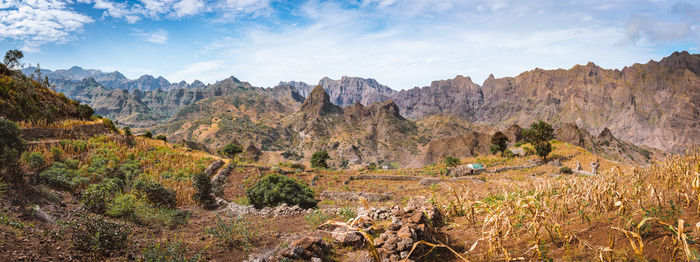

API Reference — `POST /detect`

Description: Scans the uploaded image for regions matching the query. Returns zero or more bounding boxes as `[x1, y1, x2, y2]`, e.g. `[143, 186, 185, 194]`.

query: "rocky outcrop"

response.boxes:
[391, 75, 483, 120]
[316, 76, 396, 107]
[423, 131, 492, 164]
[554, 123, 659, 164]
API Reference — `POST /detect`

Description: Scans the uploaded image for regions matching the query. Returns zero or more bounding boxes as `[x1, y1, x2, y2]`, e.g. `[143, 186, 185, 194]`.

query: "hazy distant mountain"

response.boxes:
[22, 66, 205, 91]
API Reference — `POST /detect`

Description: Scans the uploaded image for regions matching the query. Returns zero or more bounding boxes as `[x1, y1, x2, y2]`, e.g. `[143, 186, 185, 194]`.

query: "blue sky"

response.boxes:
[0, 0, 698, 89]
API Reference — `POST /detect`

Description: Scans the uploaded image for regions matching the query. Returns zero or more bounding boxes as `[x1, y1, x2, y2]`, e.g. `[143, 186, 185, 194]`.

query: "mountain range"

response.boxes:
[21, 66, 206, 92]
[30, 51, 700, 164]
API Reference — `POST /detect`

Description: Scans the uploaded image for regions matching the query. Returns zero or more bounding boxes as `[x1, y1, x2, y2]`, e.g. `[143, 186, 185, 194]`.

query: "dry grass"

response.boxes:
[18, 119, 101, 129]
[433, 147, 700, 260]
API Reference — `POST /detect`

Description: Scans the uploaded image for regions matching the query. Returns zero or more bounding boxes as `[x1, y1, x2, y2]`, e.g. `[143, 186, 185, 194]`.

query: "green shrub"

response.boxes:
[105, 192, 187, 227]
[192, 172, 215, 209]
[134, 178, 176, 208]
[81, 178, 124, 213]
[0, 118, 24, 177]
[444, 156, 461, 167]
[155, 135, 167, 142]
[338, 206, 357, 221]
[64, 159, 80, 169]
[102, 118, 117, 132]
[77, 104, 94, 119]
[39, 162, 87, 191]
[206, 214, 254, 251]
[106, 193, 139, 218]
[221, 143, 243, 159]
[310, 150, 329, 168]
[25, 152, 46, 170]
[50, 146, 63, 161]
[246, 173, 318, 209]
[140, 240, 201, 262]
[117, 159, 140, 181]
[71, 216, 129, 254]
[304, 209, 331, 227]
[560, 167, 573, 174]
[143, 131, 153, 139]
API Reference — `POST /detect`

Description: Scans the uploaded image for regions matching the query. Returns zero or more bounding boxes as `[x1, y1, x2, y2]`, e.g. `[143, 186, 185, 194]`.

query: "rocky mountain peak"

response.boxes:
[300, 85, 341, 115]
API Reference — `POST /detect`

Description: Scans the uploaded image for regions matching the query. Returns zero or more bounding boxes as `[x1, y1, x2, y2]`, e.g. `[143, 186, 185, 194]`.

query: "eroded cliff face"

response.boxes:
[474, 51, 700, 152]
[383, 52, 699, 152]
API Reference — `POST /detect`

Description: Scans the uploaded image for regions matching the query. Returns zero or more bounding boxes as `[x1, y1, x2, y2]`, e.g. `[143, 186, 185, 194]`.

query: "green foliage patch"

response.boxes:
[246, 173, 318, 209]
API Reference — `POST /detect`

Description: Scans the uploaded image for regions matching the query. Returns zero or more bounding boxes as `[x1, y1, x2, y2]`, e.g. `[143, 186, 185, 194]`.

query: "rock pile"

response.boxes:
[221, 202, 311, 218]
[373, 197, 444, 261]
[247, 236, 329, 262]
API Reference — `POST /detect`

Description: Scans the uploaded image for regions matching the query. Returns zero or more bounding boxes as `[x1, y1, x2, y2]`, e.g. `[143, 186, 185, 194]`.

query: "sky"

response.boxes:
[0, 0, 699, 89]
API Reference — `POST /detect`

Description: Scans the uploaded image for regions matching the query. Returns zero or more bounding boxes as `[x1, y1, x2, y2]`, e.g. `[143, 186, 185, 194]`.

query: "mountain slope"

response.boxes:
[0, 64, 82, 122]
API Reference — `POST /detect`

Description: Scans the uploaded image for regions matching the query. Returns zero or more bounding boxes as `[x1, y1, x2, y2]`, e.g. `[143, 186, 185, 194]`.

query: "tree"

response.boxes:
[3, 49, 23, 70]
[522, 121, 554, 162]
[0, 118, 25, 180]
[143, 130, 153, 139]
[310, 150, 330, 168]
[77, 104, 94, 119]
[490, 131, 510, 156]
[444, 156, 461, 167]
[533, 141, 552, 162]
[522, 121, 554, 144]
[222, 143, 243, 160]
[155, 135, 167, 142]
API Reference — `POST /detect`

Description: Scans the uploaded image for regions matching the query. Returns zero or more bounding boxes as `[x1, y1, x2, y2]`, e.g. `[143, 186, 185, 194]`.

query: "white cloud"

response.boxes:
[82, 0, 271, 22]
[189, 0, 671, 89]
[173, 0, 204, 17]
[134, 29, 169, 43]
[0, 0, 93, 51]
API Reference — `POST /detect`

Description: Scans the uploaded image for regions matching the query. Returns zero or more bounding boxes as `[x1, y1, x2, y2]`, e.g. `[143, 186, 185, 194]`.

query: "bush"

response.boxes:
[444, 156, 461, 167]
[81, 178, 124, 213]
[143, 131, 153, 139]
[106, 193, 139, 218]
[304, 209, 331, 227]
[192, 172, 215, 209]
[71, 216, 129, 254]
[39, 162, 87, 191]
[117, 159, 140, 181]
[102, 118, 117, 132]
[310, 150, 329, 168]
[140, 240, 201, 262]
[50, 146, 62, 161]
[206, 214, 254, 251]
[222, 143, 243, 159]
[0, 118, 24, 176]
[76, 104, 94, 119]
[560, 167, 573, 174]
[155, 135, 167, 142]
[134, 178, 176, 208]
[246, 173, 318, 209]
[25, 152, 46, 170]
